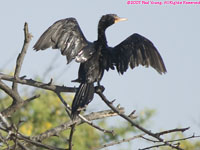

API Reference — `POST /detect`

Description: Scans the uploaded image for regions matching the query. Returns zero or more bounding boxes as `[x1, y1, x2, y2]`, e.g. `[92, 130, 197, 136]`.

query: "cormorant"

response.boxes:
[33, 14, 167, 118]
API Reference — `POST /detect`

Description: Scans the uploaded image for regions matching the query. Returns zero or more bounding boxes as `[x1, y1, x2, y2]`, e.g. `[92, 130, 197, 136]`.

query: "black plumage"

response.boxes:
[34, 14, 167, 118]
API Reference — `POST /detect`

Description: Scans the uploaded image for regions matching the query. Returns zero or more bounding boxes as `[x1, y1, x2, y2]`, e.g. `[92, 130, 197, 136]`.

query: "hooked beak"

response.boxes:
[114, 17, 128, 23]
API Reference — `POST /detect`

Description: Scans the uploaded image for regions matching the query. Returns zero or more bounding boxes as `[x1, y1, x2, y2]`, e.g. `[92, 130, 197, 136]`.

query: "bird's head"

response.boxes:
[98, 14, 127, 30]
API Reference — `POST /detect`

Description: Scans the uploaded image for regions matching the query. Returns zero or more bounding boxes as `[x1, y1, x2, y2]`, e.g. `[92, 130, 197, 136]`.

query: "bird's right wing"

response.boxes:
[33, 18, 89, 63]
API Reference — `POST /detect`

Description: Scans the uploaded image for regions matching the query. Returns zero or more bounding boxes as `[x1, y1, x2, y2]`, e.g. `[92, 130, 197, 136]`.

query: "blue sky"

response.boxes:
[0, 0, 200, 149]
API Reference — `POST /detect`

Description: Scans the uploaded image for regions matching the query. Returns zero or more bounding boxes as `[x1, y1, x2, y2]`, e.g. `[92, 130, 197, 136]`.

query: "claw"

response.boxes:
[95, 85, 105, 93]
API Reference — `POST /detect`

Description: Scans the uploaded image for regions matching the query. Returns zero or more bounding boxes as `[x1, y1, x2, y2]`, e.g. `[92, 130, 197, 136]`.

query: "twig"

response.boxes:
[56, 92, 71, 117]
[166, 134, 200, 143]
[0, 112, 11, 128]
[0, 82, 39, 117]
[140, 127, 191, 143]
[139, 143, 169, 150]
[56, 92, 115, 135]
[12, 118, 31, 150]
[17, 142, 31, 150]
[141, 136, 159, 143]
[78, 114, 115, 135]
[0, 73, 76, 93]
[0, 80, 23, 103]
[56, 92, 115, 148]
[68, 124, 75, 150]
[92, 133, 145, 150]
[12, 22, 32, 94]
[0, 126, 66, 150]
[23, 94, 40, 106]
[155, 127, 190, 137]
[0, 113, 30, 150]
[18, 136, 67, 150]
[32, 109, 123, 142]
[0, 132, 10, 149]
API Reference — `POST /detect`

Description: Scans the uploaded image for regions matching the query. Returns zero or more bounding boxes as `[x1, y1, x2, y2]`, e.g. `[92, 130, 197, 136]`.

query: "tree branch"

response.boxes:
[96, 90, 185, 150]
[166, 134, 200, 143]
[0, 73, 76, 93]
[12, 22, 32, 94]
[0, 80, 25, 117]
[92, 133, 145, 150]
[56, 92, 115, 135]
[0, 81, 39, 117]
[17, 135, 67, 150]
[32, 109, 124, 142]
[0, 23, 38, 117]
[0, 80, 22, 103]
[68, 124, 75, 150]
[155, 127, 190, 137]
[139, 143, 170, 150]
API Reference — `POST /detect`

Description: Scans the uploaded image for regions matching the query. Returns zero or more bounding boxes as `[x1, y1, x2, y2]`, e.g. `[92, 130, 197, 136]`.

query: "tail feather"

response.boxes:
[71, 83, 94, 119]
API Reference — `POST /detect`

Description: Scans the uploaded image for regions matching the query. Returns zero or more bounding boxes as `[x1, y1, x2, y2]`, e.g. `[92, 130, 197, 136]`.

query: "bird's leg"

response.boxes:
[97, 81, 101, 87]
[95, 81, 105, 93]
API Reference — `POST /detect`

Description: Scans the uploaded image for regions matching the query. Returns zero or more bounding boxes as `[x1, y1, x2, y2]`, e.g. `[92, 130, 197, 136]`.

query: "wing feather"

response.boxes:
[108, 33, 167, 74]
[33, 18, 89, 63]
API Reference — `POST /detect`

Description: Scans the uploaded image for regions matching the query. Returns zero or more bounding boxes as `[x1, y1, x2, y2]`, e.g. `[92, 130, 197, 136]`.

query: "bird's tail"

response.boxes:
[71, 83, 95, 119]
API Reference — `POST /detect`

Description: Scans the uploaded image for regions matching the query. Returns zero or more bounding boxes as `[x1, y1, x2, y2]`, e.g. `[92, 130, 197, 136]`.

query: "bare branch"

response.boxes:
[0, 112, 11, 128]
[0, 127, 66, 150]
[141, 136, 159, 143]
[96, 91, 157, 137]
[0, 80, 39, 117]
[139, 143, 170, 150]
[0, 91, 39, 117]
[0, 80, 22, 103]
[56, 92, 72, 116]
[166, 134, 200, 143]
[78, 113, 115, 135]
[0, 73, 76, 93]
[0, 132, 10, 149]
[32, 109, 123, 142]
[0, 23, 38, 117]
[17, 142, 31, 150]
[92, 133, 145, 150]
[18, 136, 67, 150]
[96, 91, 185, 150]
[0, 80, 23, 116]
[0, 113, 30, 150]
[56, 92, 115, 135]
[155, 127, 190, 137]
[23, 94, 40, 105]
[12, 22, 32, 94]
[68, 124, 75, 150]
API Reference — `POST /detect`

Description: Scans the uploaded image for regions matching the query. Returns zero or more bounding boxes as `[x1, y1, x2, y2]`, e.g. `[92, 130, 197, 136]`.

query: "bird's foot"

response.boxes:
[95, 85, 105, 93]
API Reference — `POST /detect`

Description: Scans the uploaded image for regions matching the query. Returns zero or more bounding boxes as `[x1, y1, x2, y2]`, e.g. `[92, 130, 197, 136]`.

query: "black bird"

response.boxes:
[34, 14, 167, 118]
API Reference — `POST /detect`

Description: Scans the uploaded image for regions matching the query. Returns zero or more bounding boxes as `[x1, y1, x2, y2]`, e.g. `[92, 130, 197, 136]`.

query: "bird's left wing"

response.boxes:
[108, 33, 167, 74]
[33, 18, 90, 63]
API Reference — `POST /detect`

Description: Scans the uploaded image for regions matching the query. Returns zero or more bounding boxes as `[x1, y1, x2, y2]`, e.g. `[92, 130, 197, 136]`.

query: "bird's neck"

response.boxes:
[97, 27, 107, 46]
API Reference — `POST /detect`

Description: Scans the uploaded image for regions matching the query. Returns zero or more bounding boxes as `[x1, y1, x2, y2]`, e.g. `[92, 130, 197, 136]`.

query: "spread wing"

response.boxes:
[33, 18, 90, 63]
[106, 33, 167, 74]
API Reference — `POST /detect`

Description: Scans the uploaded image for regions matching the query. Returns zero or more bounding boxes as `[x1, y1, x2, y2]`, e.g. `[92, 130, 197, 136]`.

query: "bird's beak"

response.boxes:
[114, 17, 128, 23]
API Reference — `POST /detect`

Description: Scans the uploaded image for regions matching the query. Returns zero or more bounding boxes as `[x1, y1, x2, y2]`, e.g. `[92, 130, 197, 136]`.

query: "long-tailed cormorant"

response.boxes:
[34, 14, 167, 118]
